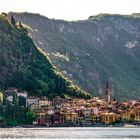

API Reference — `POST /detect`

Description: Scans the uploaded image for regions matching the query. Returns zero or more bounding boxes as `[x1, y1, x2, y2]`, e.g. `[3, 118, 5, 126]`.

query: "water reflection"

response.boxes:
[0, 127, 140, 138]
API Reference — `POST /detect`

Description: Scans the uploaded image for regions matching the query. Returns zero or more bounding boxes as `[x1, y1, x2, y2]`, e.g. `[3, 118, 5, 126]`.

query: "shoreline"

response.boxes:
[1, 125, 140, 128]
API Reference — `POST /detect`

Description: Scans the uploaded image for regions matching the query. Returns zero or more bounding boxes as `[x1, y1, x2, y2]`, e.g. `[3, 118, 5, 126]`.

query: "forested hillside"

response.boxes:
[0, 14, 90, 99]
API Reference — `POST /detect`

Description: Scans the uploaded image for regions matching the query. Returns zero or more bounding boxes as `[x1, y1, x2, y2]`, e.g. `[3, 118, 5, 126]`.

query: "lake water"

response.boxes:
[0, 127, 140, 138]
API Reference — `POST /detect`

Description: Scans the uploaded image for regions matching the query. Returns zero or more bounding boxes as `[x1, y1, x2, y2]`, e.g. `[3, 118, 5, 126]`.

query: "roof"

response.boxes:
[28, 102, 40, 106]
[4, 88, 18, 93]
[101, 112, 117, 115]
[34, 109, 45, 113]
[27, 96, 39, 99]
[40, 96, 48, 100]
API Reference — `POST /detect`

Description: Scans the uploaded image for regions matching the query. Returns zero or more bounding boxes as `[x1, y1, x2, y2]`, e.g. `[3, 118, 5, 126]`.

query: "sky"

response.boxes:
[0, 0, 140, 21]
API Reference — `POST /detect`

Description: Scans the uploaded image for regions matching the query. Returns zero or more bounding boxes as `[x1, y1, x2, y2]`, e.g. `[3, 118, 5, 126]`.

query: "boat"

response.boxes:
[123, 124, 138, 128]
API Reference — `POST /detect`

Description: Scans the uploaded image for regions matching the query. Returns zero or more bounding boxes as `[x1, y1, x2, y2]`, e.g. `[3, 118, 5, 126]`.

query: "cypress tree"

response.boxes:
[11, 16, 16, 25]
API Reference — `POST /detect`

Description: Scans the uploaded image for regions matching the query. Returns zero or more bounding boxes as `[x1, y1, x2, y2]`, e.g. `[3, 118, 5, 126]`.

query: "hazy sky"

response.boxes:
[0, 0, 140, 20]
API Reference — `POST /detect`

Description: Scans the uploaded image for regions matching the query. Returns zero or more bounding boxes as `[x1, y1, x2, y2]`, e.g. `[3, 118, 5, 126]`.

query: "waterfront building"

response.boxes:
[91, 107, 99, 115]
[46, 111, 54, 125]
[83, 108, 91, 117]
[122, 111, 132, 121]
[130, 107, 140, 122]
[100, 112, 120, 124]
[51, 110, 65, 124]
[64, 111, 78, 122]
[37, 117, 46, 126]
[34, 109, 46, 118]
[90, 114, 100, 123]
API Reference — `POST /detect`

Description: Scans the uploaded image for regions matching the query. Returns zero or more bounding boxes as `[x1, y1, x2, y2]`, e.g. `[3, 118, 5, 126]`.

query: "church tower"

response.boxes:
[105, 81, 111, 104]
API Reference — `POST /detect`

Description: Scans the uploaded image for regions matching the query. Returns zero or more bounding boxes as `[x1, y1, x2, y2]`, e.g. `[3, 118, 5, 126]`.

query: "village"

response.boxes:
[0, 82, 140, 127]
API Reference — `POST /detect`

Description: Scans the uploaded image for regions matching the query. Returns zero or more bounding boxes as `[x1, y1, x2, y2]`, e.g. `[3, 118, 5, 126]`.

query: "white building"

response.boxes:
[92, 107, 99, 115]
[83, 108, 91, 117]
[26, 96, 39, 107]
[17, 91, 28, 98]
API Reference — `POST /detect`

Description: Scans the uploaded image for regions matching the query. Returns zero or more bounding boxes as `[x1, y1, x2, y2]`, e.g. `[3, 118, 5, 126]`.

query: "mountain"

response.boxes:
[9, 12, 140, 100]
[0, 13, 91, 99]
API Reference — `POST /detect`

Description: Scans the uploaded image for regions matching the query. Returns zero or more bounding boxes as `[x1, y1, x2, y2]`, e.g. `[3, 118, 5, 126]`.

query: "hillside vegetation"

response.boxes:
[0, 14, 91, 99]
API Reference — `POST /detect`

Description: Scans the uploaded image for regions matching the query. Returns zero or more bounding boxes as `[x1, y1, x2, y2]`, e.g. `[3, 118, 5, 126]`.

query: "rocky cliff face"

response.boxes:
[9, 12, 140, 100]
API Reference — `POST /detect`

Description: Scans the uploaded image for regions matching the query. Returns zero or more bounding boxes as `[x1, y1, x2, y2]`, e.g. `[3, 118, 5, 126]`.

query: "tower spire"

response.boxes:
[106, 81, 109, 89]
[105, 81, 111, 104]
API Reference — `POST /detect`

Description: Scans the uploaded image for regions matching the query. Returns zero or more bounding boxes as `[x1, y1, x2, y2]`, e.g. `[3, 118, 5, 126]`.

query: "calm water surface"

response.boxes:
[0, 127, 140, 138]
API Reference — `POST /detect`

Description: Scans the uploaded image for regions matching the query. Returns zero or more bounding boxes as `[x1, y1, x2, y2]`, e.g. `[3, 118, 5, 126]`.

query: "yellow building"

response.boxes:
[122, 111, 132, 121]
[134, 111, 140, 121]
[64, 112, 78, 122]
[29, 103, 41, 111]
[90, 114, 97, 122]
[0, 92, 3, 103]
[121, 109, 140, 122]
[132, 108, 140, 122]
[100, 112, 120, 124]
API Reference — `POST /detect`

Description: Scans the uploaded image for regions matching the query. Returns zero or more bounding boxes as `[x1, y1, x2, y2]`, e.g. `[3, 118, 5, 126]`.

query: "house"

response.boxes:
[91, 107, 99, 115]
[83, 108, 91, 117]
[37, 117, 46, 126]
[26, 96, 39, 107]
[4, 88, 18, 95]
[28, 103, 41, 111]
[17, 91, 28, 98]
[133, 107, 140, 122]
[4, 88, 18, 99]
[61, 103, 71, 109]
[45, 109, 55, 125]
[128, 100, 138, 106]
[134, 114, 140, 122]
[52, 96, 65, 107]
[64, 111, 78, 122]
[75, 99, 86, 106]
[6, 96, 13, 103]
[121, 111, 132, 121]
[90, 114, 100, 123]
[51, 110, 65, 124]
[39, 97, 51, 106]
[4, 88, 18, 103]
[0, 92, 3, 103]
[100, 112, 120, 124]
[34, 109, 46, 118]
[90, 107, 100, 122]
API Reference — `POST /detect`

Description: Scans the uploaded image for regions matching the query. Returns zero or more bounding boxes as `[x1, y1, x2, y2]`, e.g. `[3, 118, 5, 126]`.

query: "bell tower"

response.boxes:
[105, 81, 111, 104]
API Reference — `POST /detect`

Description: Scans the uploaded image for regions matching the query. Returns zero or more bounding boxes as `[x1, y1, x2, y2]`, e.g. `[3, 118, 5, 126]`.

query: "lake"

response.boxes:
[0, 127, 140, 138]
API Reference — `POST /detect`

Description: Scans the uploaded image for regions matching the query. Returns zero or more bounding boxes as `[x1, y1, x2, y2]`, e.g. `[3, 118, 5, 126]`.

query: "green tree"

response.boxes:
[11, 15, 16, 25]
[26, 111, 36, 124]
[19, 96, 26, 107]
[16, 106, 26, 124]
